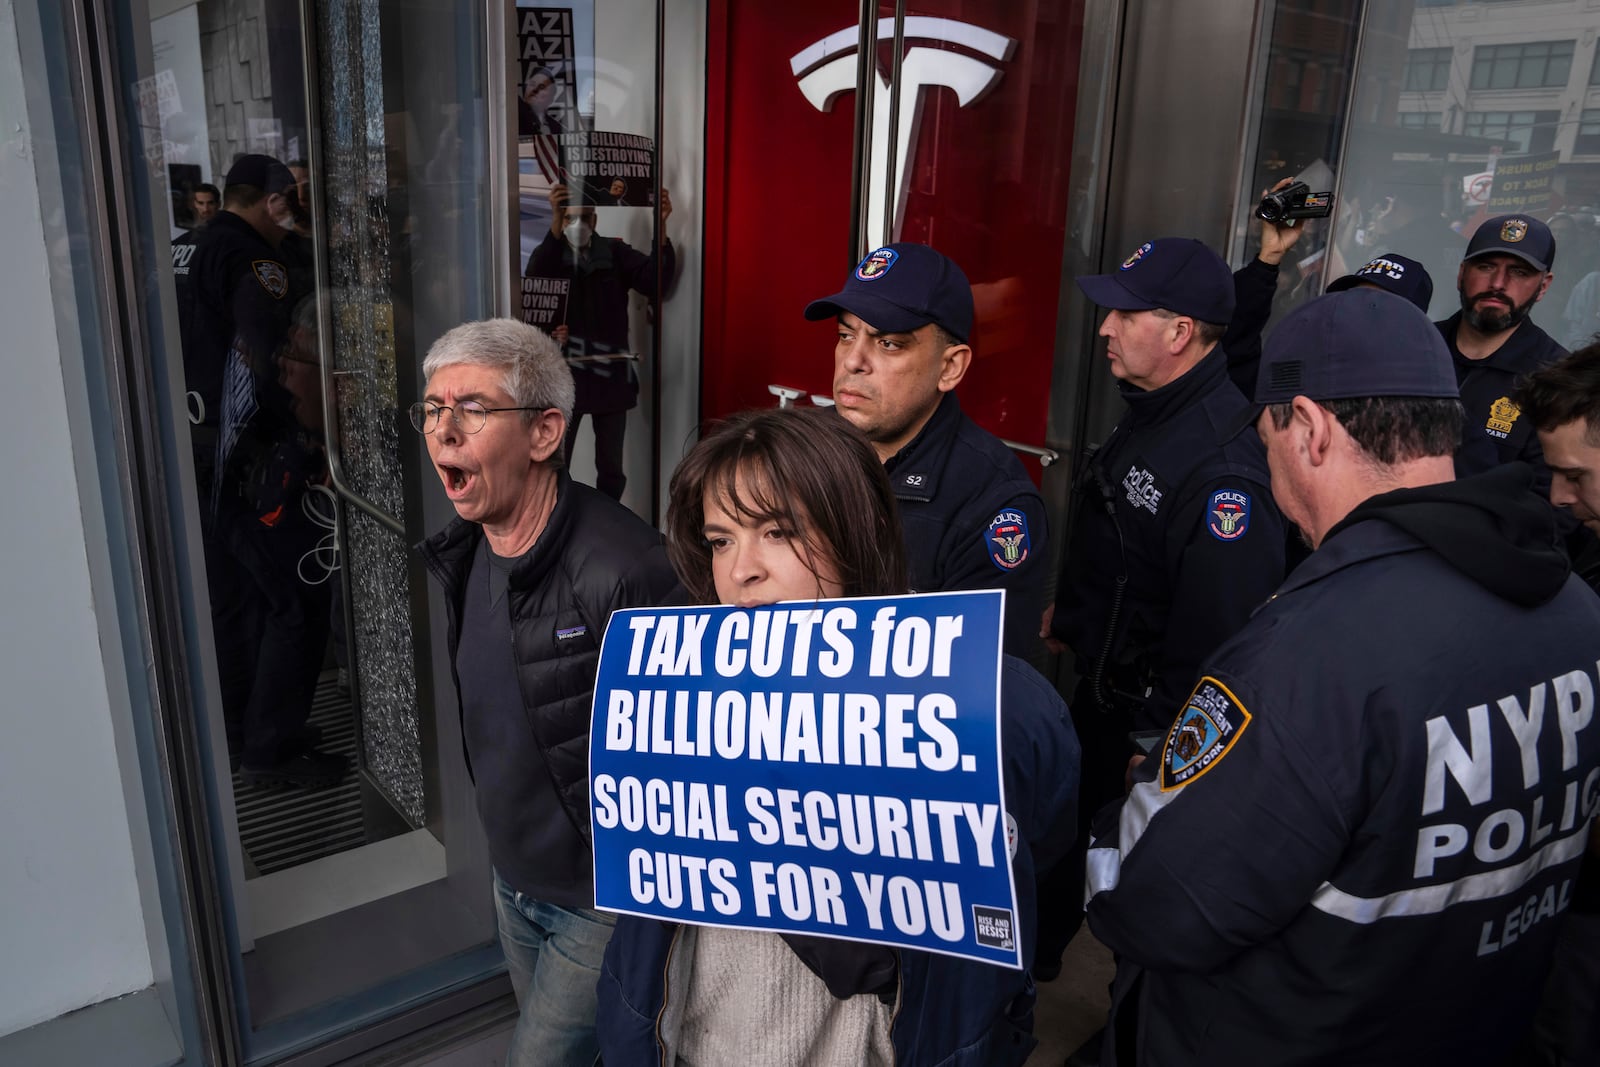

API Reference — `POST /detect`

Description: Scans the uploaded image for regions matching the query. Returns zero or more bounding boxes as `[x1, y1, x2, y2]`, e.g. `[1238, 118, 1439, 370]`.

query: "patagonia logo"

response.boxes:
[556, 625, 588, 642]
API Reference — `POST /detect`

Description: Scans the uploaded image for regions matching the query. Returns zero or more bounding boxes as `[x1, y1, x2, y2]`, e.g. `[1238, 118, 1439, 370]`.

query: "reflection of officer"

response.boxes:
[524, 183, 675, 501]
[1087, 291, 1600, 1066]
[803, 242, 1049, 661]
[1040, 238, 1285, 979]
[1437, 215, 1566, 482]
[172, 153, 344, 789]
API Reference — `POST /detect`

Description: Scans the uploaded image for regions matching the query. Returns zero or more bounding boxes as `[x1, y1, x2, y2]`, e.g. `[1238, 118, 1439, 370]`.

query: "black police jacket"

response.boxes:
[1438, 311, 1567, 484]
[1222, 256, 1278, 398]
[417, 472, 681, 859]
[883, 393, 1048, 660]
[1086, 464, 1600, 1066]
[171, 211, 295, 426]
[1050, 346, 1285, 728]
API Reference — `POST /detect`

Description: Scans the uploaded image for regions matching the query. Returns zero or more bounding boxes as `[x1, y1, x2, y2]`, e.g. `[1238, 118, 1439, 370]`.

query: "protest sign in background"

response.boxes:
[520, 275, 570, 329]
[589, 590, 1021, 968]
[1486, 151, 1559, 214]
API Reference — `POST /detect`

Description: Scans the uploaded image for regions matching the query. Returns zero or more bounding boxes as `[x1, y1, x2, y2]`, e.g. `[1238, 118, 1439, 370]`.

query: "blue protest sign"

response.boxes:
[589, 589, 1021, 968]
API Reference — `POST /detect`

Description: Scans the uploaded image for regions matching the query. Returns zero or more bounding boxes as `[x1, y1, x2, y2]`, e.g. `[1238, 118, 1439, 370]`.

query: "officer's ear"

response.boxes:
[1166, 315, 1195, 353]
[935, 338, 972, 393]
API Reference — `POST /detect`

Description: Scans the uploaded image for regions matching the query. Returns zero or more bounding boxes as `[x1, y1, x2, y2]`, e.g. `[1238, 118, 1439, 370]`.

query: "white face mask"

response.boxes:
[563, 219, 593, 249]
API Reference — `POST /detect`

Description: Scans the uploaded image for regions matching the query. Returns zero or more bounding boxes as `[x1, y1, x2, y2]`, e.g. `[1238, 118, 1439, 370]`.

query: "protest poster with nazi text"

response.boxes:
[589, 590, 1022, 968]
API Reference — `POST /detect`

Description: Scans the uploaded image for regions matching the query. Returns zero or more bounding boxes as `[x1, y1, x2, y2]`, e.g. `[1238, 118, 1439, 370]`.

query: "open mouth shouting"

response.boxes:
[437, 461, 476, 499]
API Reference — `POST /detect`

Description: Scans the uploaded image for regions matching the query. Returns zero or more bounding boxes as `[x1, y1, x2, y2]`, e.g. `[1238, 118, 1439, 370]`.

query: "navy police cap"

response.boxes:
[1464, 214, 1556, 272]
[1076, 237, 1236, 324]
[1254, 289, 1458, 407]
[804, 243, 974, 343]
[1325, 252, 1433, 312]
[224, 153, 295, 196]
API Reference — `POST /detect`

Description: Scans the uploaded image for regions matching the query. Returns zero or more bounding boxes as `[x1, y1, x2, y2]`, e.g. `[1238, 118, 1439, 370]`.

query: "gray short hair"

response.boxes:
[421, 318, 575, 425]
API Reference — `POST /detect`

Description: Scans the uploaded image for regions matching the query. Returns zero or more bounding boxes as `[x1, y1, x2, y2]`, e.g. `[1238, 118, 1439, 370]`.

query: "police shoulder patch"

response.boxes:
[252, 259, 289, 299]
[985, 509, 1031, 572]
[1206, 488, 1251, 542]
[1160, 676, 1252, 791]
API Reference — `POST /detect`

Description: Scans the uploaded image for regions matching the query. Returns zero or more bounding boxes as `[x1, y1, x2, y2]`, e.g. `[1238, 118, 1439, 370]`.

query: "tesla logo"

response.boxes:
[791, 17, 1015, 245]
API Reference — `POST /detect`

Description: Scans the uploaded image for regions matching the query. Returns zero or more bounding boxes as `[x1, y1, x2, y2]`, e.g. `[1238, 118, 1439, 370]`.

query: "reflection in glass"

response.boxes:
[1245, 0, 1600, 330]
[514, 0, 669, 512]
[127, 0, 501, 1052]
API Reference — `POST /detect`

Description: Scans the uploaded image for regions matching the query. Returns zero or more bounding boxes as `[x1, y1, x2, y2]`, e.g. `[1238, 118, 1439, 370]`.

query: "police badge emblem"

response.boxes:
[855, 247, 898, 281]
[1206, 489, 1251, 542]
[1160, 677, 1253, 791]
[1486, 396, 1521, 438]
[252, 259, 289, 299]
[1121, 242, 1153, 270]
[985, 510, 1031, 572]
[1501, 218, 1529, 244]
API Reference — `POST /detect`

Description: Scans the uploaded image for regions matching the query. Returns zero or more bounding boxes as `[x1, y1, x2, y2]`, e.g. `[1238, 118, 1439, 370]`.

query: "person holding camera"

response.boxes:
[1035, 238, 1286, 989]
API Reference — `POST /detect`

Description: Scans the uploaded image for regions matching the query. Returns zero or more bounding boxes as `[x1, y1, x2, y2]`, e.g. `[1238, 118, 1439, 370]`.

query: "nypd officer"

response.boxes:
[1438, 213, 1566, 480]
[172, 153, 344, 788]
[1038, 238, 1286, 977]
[1086, 289, 1600, 1065]
[804, 243, 1048, 660]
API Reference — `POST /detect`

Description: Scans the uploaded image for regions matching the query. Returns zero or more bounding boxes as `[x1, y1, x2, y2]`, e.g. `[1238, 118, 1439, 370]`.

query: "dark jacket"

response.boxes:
[524, 231, 676, 414]
[886, 394, 1049, 661]
[1222, 256, 1279, 398]
[417, 473, 680, 865]
[595, 655, 1081, 1066]
[1086, 464, 1600, 1066]
[1050, 346, 1286, 728]
[1438, 312, 1567, 484]
[171, 210, 296, 428]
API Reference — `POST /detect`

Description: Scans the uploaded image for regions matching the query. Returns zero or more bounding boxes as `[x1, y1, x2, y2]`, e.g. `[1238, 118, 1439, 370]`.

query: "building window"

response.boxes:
[1404, 48, 1452, 92]
[1470, 41, 1574, 90]
[1397, 111, 1440, 130]
[1462, 109, 1561, 154]
[1576, 109, 1600, 155]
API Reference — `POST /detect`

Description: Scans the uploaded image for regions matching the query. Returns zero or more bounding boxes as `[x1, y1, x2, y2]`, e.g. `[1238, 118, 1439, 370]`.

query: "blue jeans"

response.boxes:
[493, 872, 617, 1067]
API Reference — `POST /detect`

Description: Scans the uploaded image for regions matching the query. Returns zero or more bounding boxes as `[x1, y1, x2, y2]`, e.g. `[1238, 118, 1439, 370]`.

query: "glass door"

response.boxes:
[109, 0, 512, 1059]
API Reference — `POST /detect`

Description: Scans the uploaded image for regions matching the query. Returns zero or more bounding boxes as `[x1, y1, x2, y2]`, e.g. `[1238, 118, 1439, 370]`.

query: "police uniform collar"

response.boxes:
[1439, 311, 1559, 375]
[210, 209, 276, 249]
[883, 392, 962, 500]
[1120, 344, 1230, 424]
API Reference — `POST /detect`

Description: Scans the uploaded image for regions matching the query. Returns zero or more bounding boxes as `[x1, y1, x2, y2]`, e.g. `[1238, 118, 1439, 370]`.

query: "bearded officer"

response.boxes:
[1086, 289, 1600, 1065]
[1437, 214, 1566, 481]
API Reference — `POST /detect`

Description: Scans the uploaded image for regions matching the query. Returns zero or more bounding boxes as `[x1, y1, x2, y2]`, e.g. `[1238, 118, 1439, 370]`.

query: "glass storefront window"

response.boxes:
[110, 0, 512, 1057]
[1241, 0, 1600, 340]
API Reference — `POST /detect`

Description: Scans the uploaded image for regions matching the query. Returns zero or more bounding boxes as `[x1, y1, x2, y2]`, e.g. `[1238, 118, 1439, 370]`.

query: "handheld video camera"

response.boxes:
[1256, 181, 1334, 225]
